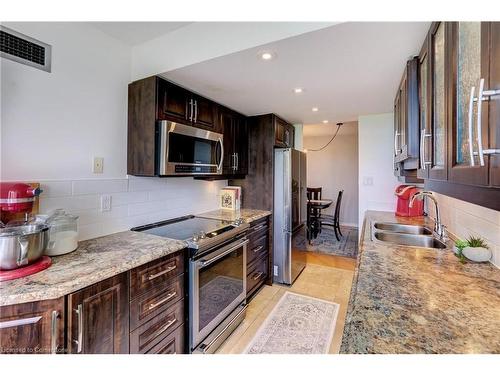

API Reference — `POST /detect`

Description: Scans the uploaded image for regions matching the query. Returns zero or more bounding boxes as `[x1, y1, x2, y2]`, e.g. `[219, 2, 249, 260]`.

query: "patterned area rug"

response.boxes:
[199, 276, 243, 330]
[293, 226, 359, 258]
[244, 292, 339, 354]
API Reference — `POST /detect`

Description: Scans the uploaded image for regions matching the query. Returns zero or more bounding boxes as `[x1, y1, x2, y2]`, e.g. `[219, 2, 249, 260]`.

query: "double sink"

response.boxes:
[371, 222, 447, 249]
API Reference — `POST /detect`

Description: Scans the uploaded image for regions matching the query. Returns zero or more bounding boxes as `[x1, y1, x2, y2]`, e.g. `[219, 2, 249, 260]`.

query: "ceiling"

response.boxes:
[163, 22, 430, 125]
[91, 22, 191, 45]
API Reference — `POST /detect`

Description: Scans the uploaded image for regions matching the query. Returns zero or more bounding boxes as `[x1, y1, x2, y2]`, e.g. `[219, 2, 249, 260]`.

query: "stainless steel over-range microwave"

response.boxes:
[157, 121, 224, 176]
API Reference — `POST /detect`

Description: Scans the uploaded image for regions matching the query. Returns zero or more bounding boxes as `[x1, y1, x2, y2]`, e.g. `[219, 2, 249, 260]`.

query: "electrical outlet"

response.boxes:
[93, 157, 104, 174]
[100, 194, 112, 212]
[363, 176, 373, 186]
[273, 265, 278, 276]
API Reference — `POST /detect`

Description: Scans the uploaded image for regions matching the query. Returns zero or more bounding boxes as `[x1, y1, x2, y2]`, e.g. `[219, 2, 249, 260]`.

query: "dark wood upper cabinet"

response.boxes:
[219, 107, 248, 176]
[417, 32, 431, 180]
[67, 273, 129, 354]
[274, 115, 295, 148]
[192, 94, 219, 131]
[0, 298, 65, 354]
[428, 22, 449, 181]
[157, 79, 191, 123]
[448, 22, 500, 186]
[128, 76, 228, 176]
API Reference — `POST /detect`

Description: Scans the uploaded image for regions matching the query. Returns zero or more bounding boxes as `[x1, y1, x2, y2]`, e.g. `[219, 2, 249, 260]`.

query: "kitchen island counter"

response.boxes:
[340, 210, 500, 354]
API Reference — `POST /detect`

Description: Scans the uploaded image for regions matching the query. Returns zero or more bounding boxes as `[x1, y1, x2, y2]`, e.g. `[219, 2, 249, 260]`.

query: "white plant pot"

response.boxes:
[462, 246, 491, 263]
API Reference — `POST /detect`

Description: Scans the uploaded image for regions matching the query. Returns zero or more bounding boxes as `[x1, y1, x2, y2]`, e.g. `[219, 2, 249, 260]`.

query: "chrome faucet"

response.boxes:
[409, 191, 447, 240]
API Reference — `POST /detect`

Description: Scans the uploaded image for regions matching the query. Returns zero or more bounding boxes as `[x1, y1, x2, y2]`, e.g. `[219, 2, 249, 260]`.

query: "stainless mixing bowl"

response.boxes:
[0, 224, 49, 270]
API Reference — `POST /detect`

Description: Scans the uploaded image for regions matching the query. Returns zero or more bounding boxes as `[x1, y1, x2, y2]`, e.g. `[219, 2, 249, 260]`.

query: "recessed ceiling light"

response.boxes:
[312, 107, 319, 112]
[293, 88, 303, 94]
[322, 120, 329, 124]
[260, 52, 274, 60]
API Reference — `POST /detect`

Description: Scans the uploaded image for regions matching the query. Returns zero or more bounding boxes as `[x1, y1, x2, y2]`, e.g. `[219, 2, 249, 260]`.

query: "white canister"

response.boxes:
[45, 210, 79, 256]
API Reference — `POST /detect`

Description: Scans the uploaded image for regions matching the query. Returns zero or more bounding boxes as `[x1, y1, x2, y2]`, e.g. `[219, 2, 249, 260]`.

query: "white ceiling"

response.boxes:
[163, 22, 430, 125]
[91, 22, 191, 45]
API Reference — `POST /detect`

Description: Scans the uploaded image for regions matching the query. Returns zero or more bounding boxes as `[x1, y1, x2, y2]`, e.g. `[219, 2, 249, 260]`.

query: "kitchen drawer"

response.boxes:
[246, 255, 268, 295]
[130, 274, 184, 331]
[247, 233, 268, 266]
[146, 324, 185, 354]
[247, 219, 269, 241]
[130, 299, 184, 354]
[130, 252, 184, 300]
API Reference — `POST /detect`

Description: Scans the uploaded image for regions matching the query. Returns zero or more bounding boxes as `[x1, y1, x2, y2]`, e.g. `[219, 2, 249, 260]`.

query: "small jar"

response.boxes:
[45, 209, 79, 256]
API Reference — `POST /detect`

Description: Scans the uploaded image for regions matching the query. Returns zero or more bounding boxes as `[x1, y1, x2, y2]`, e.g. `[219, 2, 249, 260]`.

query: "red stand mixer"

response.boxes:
[0, 182, 52, 281]
[395, 185, 424, 217]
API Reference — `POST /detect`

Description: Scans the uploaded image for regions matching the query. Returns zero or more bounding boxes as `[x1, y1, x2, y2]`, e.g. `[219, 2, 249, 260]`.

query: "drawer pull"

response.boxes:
[251, 271, 264, 281]
[156, 318, 178, 338]
[252, 224, 267, 233]
[252, 245, 264, 253]
[148, 291, 177, 310]
[148, 265, 176, 281]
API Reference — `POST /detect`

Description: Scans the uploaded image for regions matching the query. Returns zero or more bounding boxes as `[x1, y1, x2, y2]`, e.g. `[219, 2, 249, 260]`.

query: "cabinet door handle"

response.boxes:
[252, 245, 264, 253]
[194, 100, 198, 123]
[476, 78, 486, 166]
[420, 128, 425, 170]
[148, 291, 177, 310]
[148, 265, 176, 281]
[73, 304, 83, 353]
[251, 271, 264, 281]
[50, 310, 59, 354]
[394, 131, 400, 156]
[235, 153, 239, 171]
[189, 99, 193, 122]
[473, 78, 500, 165]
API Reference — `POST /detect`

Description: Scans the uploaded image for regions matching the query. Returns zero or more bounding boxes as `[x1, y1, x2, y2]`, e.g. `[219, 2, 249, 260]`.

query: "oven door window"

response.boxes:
[168, 133, 219, 165]
[198, 247, 244, 333]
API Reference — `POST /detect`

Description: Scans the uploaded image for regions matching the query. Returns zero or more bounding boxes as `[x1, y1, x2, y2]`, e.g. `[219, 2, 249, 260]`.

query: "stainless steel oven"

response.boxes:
[157, 121, 223, 176]
[189, 234, 247, 353]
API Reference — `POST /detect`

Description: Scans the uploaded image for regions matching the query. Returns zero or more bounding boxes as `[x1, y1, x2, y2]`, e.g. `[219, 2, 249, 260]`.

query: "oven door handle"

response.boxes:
[199, 239, 248, 268]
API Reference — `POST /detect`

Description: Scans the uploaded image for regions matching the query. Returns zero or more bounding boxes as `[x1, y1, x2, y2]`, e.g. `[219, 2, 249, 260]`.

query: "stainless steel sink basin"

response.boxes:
[374, 232, 447, 249]
[373, 222, 432, 235]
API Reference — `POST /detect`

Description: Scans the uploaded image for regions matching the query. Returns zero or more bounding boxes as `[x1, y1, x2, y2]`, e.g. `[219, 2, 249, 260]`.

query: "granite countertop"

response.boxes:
[196, 208, 271, 223]
[0, 231, 186, 307]
[340, 210, 500, 354]
[0, 208, 270, 307]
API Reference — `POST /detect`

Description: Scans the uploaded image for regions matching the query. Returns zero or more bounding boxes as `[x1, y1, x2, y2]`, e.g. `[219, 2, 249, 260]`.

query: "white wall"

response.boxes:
[293, 124, 303, 151]
[304, 125, 359, 227]
[428, 193, 500, 268]
[358, 113, 399, 230]
[1, 22, 226, 240]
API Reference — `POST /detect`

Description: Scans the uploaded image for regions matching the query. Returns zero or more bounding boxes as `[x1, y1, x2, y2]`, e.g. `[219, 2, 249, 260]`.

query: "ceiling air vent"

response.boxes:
[0, 26, 51, 72]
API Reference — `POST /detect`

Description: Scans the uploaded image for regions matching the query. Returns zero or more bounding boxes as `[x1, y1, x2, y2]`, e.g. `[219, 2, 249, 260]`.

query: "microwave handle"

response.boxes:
[217, 138, 224, 171]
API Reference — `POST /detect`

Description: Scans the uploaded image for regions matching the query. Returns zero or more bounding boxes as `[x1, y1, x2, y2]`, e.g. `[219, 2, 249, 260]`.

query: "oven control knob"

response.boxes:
[192, 233, 200, 242]
[199, 231, 206, 239]
[234, 218, 243, 226]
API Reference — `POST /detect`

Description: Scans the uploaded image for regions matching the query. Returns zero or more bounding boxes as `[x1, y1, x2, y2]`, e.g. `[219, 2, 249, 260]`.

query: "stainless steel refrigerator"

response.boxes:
[273, 148, 307, 285]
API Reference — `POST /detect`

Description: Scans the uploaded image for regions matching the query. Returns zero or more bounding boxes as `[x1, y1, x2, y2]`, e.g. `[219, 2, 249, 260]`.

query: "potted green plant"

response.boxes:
[454, 239, 468, 263]
[462, 236, 491, 263]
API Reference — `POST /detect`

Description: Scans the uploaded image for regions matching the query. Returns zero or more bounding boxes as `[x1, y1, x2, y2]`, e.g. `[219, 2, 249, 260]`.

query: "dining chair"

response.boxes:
[320, 190, 344, 241]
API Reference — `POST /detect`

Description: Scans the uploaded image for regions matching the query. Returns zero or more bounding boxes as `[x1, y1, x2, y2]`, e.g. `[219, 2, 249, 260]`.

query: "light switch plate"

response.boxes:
[273, 265, 278, 276]
[363, 176, 374, 186]
[93, 157, 104, 174]
[100, 195, 112, 212]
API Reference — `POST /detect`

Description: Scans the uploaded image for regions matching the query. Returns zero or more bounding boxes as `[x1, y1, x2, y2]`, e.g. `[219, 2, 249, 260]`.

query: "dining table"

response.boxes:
[306, 199, 334, 243]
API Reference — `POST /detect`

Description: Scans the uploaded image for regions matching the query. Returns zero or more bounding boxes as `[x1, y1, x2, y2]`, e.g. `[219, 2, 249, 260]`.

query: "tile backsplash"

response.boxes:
[37, 177, 227, 241]
[428, 192, 500, 268]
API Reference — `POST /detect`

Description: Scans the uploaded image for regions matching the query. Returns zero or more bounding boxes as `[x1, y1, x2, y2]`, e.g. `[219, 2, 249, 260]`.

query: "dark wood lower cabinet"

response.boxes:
[147, 324, 185, 354]
[0, 298, 64, 354]
[67, 273, 129, 354]
[246, 216, 272, 299]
